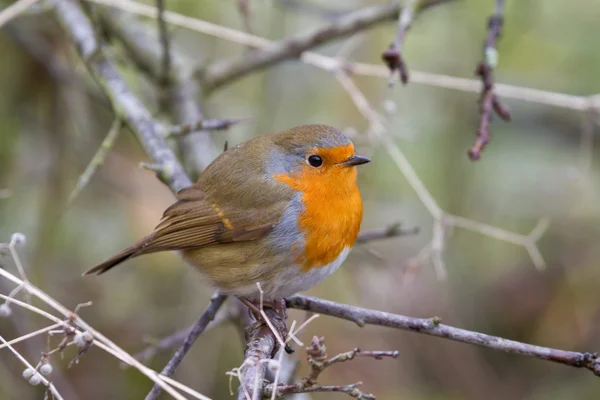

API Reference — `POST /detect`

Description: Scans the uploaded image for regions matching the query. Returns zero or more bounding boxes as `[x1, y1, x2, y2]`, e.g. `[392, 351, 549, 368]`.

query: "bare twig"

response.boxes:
[131, 304, 234, 364]
[0, 334, 64, 400]
[156, 0, 171, 86]
[0, 247, 204, 399]
[356, 223, 419, 243]
[145, 291, 227, 400]
[0, 0, 39, 28]
[265, 336, 397, 399]
[68, 118, 122, 205]
[270, 382, 374, 399]
[335, 70, 548, 272]
[201, 0, 454, 90]
[164, 117, 252, 138]
[95, 5, 216, 173]
[88, 0, 599, 113]
[468, 0, 511, 160]
[287, 295, 600, 377]
[381, 0, 417, 85]
[54, 0, 192, 192]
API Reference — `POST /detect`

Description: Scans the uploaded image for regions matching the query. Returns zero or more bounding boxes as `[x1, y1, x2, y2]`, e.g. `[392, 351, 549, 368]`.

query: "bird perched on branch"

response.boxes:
[85, 124, 369, 347]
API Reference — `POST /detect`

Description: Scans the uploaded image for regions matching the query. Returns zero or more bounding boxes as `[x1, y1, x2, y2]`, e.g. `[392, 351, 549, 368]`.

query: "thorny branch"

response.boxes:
[264, 336, 398, 399]
[468, 0, 511, 160]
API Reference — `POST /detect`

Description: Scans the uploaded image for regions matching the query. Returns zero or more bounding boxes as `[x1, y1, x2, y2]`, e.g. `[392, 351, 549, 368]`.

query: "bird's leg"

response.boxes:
[237, 296, 294, 354]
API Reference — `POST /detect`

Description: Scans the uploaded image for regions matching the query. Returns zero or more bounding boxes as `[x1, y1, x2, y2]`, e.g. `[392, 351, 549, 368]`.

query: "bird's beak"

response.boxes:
[338, 154, 371, 167]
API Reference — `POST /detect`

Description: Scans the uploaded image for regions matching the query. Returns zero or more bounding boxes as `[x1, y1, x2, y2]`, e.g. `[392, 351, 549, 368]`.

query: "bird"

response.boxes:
[85, 124, 369, 317]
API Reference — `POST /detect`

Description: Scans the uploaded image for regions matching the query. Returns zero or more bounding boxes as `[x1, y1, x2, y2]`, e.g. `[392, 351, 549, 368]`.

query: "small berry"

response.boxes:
[0, 303, 12, 317]
[73, 330, 92, 347]
[28, 373, 42, 386]
[22, 367, 35, 380]
[73, 331, 85, 347]
[39, 363, 53, 376]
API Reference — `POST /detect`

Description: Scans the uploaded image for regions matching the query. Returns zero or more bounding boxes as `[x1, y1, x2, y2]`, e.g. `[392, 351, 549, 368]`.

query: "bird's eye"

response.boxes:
[307, 155, 323, 167]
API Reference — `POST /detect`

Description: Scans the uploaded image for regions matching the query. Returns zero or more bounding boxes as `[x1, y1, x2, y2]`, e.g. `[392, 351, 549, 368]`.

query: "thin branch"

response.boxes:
[286, 295, 600, 377]
[381, 0, 417, 85]
[271, 383, 373, 399]
[156, 0, 171, 87]
[0, 265, 198, 399]
[164, 117, 252, 138]
[468, 0, 511, 160]
[356, 223, 419, 244]
[68, 118, 122, 205]
[95, 4, 216, 173]
[54, 0, 191, 192]
[0, 334, 64, 400]
[145, 291, 227, 400]
[131, 303, 234, 364]
[88, 0, 598, 112]
[335, 69, 548, 271]
[201, 0, 454, 91]
[265, 336, 397, 399]
[0, 0, 39, 28]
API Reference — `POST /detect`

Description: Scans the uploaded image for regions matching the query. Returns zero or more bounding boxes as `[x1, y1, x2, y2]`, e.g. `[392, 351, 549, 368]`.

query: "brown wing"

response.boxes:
[84, 184, 284, 275]
[147, 184, 278, 250]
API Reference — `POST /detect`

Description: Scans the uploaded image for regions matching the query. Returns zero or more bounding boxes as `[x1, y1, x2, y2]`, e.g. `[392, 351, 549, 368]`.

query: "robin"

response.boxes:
[85, 124, 369, 346]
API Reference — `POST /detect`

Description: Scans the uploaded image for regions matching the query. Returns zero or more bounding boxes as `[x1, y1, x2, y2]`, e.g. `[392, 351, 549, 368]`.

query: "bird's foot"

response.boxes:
[238, 296, 294, 354]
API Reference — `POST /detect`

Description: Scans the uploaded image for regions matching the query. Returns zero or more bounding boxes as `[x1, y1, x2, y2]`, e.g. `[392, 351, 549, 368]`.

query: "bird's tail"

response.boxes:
[83, 247, 138, 276]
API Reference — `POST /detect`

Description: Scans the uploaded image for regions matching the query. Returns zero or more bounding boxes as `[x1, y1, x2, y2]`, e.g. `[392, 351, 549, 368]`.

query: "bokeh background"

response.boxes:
[1, 0, 600, 399]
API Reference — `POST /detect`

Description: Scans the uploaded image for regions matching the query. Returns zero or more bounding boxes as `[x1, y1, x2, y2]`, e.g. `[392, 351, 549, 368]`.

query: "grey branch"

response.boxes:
[201, 0, 452, 91]
[264, 336, 396, 398]
[131, 304, 235, 364]
[156, 0, 171, 86]
[52, 5, 230, 399]
[165, 117, 252, 138]
[238, 308, 281, 400]
[53, 0, 192, 192]
[286, 295, 600, 377]
[68, 119, 122, 206]
[145, 292, 227, 400]
[356, 223, 419, 243]
[269, 382, 374, 399]
[96, 5, 216, 173]
[381, 0, 418, 85]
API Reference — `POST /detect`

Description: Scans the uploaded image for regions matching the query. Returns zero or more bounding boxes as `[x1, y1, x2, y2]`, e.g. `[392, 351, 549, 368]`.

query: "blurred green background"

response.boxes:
[1, 0, 600, 399]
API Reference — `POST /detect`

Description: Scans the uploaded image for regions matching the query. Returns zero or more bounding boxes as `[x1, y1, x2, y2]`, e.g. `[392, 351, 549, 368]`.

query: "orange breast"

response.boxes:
[275, 147, 363, 271]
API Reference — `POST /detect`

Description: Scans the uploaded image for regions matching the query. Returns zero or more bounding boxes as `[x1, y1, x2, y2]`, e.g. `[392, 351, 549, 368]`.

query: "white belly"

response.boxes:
[232, 247, 351, 300]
